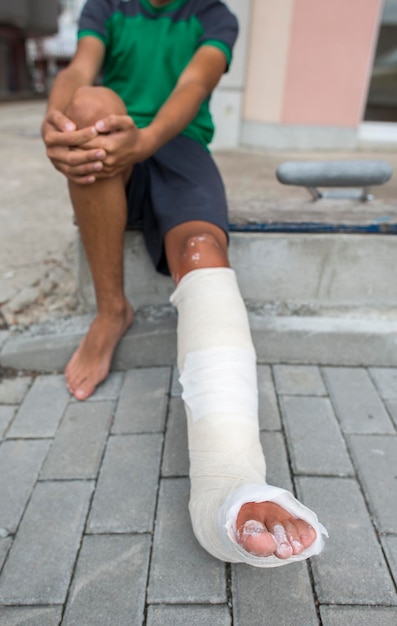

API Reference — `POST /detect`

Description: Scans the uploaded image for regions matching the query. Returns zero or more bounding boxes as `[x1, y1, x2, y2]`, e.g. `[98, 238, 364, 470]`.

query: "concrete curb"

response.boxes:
[1, 313, 397, 372]
[0, 309, 177, 373]
[0, 331, 10, 353]
[250, 315, 397, 366]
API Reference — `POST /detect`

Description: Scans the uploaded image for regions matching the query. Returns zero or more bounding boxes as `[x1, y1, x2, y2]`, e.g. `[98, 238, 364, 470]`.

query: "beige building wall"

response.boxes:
[244, 0, 294, 124]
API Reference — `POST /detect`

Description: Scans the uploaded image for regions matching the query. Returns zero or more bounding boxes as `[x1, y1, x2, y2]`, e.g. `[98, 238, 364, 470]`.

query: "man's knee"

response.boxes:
[179, 231, 229, 269]
[66, 86, 127, 129]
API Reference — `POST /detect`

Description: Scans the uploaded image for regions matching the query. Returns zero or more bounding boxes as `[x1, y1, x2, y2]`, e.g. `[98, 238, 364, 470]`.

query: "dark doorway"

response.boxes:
[364, 0, 397, 122]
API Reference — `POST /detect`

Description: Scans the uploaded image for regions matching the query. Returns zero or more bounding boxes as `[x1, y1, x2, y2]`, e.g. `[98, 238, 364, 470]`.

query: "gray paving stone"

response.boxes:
[161, 397, 189, 477]
[0, 606, 62, 626]
[323, 367, 395, 433]
[232, 561, 317, 626]
[382, 535, 397, 587]
[0, 537, 12, 571]
[385, 399, 397, 430]
[0, 406, 15, 439]
[258, 365, 281, 430]
[0, 481, 93, 605]
[87, 434, 162, 533]
[170, 365, 182, 397]
[70, 371, 125, 402]
[147, 605, 231, 626]
[297, 476, 397, 605]
[320, 606, 397, 626]
[0, 439, 50, 533]
[7, 375, 70, 438]
[147, 478, 226, 604]
[370, 367, 397, 399]
[348, 435, 397, 533]
[63, 534, 150, 626]
[280, 396, 353, 476]
[112, 367, 170, 434]
[259, 431, 293, 491]
[40, 401, 114, 480]
[273, 364, 326, 396]
[0, 376, 32, 404]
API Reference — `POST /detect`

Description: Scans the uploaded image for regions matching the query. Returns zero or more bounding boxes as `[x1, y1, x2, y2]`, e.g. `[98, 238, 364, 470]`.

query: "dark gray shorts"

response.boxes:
[126, 134, 229, 275]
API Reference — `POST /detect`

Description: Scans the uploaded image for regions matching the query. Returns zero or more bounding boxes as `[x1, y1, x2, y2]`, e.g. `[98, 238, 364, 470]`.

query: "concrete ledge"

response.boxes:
[241, 120, 358, 151]
[78, 231, 397, 312]
[2, 312, 397, 372]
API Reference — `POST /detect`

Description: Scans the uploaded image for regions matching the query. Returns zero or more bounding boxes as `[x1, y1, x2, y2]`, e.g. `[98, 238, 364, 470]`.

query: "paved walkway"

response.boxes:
[0, 360, 397, 625]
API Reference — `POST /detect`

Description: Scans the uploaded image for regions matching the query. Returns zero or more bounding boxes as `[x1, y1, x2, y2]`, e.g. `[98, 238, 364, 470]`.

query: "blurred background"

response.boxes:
[0, 0, 396, 151]
[1, 0, 397, 329]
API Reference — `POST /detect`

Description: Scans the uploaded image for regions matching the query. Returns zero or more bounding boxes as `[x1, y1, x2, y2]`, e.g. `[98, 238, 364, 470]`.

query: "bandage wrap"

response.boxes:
[170, 268, 327, 567]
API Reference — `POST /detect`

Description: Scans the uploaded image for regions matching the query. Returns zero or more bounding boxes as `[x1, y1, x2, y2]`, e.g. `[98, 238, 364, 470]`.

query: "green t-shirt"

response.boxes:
[78, 0, 238, 146]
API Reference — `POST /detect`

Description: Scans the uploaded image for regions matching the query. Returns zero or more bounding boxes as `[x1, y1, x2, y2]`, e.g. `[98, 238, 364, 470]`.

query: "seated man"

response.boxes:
[42, 0, 327, 566]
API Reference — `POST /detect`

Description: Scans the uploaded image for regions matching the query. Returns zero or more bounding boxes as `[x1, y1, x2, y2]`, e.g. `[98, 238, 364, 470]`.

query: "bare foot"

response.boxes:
[236, 501, 317, 559]
[65, 301, 134, 400]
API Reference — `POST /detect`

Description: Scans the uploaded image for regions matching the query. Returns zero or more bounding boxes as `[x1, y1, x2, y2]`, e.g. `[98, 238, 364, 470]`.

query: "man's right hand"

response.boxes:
[42, 109, 107, 185]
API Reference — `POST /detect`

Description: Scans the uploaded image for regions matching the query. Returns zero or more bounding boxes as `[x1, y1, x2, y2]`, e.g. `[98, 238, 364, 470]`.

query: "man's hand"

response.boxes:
[42, 110, 107, 185]
[82, 114, 157, 179]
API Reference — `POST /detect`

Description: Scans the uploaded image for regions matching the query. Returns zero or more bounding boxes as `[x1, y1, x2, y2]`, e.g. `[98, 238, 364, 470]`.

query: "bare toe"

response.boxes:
[236, 501, 317, 560]
[296, 520, 317, 550]
[74, 381, 97, 401]
[237, 520, 277, 557]
[271, 524, 294, 559]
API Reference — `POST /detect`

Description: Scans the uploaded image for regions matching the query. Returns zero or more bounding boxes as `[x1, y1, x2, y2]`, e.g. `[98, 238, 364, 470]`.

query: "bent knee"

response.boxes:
[66, 86, 127, 129]
[180, 232, 228, 268]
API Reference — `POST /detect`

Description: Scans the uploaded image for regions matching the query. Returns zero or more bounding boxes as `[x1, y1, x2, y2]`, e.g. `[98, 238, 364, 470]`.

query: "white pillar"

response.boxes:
[210, 0, 252, 150]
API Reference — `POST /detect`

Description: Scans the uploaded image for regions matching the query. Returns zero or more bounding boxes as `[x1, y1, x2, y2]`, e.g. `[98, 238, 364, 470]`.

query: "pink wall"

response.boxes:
[282, 0, 383, 127]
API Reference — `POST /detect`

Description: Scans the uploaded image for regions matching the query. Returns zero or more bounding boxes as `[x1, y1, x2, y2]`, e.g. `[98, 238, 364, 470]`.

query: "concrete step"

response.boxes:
[78, 230, 397, 313]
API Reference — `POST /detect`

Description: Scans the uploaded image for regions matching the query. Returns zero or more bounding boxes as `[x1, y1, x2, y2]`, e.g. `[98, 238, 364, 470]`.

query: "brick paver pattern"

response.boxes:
[0, 364, 396, 625]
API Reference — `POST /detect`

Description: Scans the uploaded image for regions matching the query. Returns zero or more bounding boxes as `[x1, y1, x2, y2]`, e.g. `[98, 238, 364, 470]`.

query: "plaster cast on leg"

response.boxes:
[170, 268, 328, 567]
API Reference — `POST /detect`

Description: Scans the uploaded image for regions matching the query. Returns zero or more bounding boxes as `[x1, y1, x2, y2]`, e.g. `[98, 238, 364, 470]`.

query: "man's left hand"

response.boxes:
[82, 114, 156, 178]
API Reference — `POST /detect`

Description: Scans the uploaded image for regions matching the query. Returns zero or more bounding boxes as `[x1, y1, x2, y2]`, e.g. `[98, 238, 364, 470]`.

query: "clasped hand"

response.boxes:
[42, 110, 154, 185]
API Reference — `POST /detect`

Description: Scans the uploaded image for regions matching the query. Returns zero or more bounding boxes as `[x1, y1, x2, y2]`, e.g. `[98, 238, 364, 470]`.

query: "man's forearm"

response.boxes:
[145, 79, 207, 153]
[144, 45, 227, 154]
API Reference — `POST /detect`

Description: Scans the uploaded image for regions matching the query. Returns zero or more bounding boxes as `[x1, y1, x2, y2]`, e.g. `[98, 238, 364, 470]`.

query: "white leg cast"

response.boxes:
[170, 268, 328, 567]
